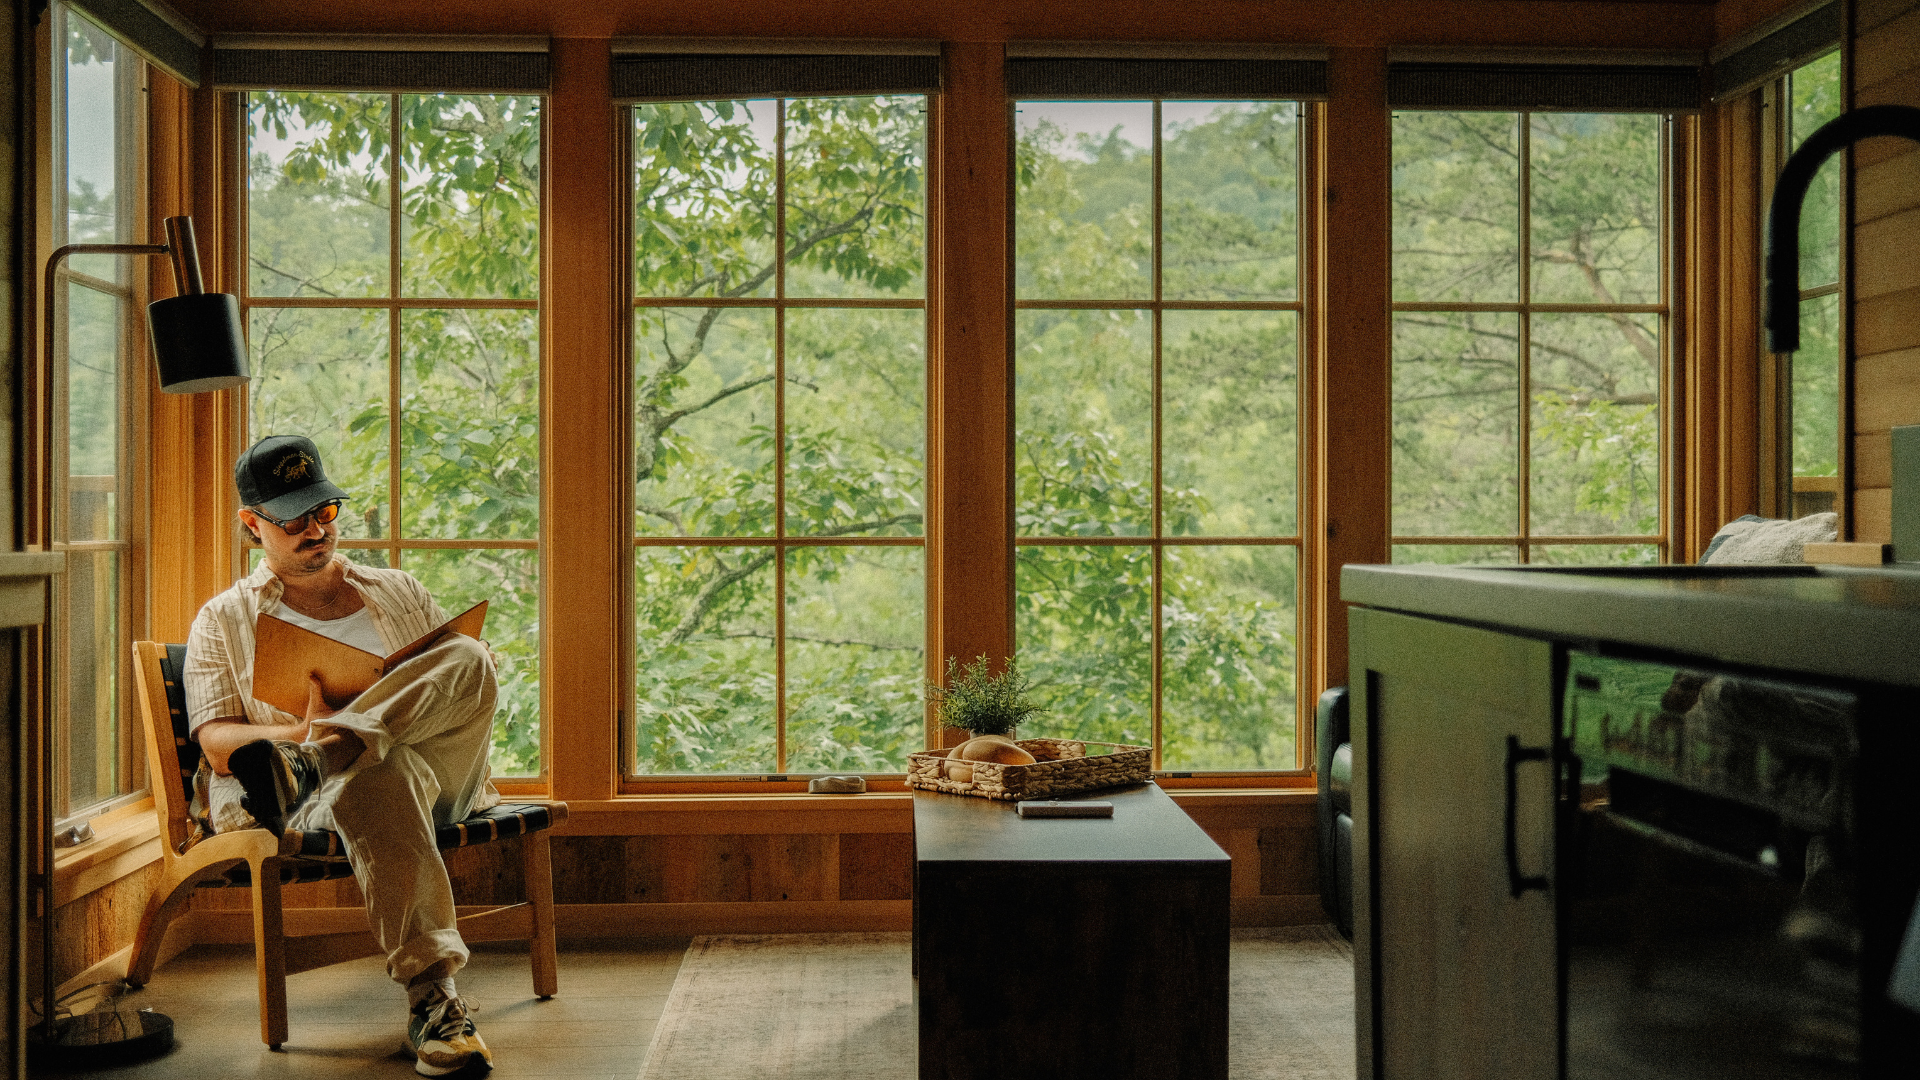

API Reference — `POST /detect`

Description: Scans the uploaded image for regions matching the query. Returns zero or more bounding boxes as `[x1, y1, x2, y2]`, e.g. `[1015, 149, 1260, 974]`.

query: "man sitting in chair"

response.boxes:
[185, 434, 498, 1077]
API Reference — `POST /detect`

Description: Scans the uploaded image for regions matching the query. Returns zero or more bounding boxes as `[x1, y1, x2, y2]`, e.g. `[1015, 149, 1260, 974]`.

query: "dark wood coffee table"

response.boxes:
[913, 781, 1231, 1080]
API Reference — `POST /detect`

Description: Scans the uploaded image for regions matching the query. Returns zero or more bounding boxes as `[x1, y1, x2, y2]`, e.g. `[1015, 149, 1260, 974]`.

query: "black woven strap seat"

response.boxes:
[202, 802, 561, 887]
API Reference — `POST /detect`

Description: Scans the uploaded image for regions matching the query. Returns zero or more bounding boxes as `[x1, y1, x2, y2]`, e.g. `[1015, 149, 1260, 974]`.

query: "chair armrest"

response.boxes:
[1315, 686, 1350, 786]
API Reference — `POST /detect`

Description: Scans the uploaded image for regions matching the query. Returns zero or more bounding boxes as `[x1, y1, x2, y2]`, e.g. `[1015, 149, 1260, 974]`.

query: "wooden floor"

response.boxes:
[45, 938, 690, 1080]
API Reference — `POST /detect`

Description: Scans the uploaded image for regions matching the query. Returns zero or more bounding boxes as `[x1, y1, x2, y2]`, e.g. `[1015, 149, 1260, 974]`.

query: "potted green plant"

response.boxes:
[927, 655, 1044, 738]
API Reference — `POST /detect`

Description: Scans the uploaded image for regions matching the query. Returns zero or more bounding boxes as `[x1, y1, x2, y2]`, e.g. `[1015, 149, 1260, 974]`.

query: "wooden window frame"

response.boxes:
[1008, 98, 1321, 776]
[227, 88, 548, 780]
[44, 4, 153, 829]
[177, 40, 1729, 805]
[1389, 109, 1678, 565]
[1756, 50, 1848, 526]
[622, 94, 934, 783]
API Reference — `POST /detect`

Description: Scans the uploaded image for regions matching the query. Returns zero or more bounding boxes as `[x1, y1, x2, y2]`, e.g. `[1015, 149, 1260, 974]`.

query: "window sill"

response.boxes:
[555, 784, 1315, 835]
[51, 800, 163, 908]
[604, 771, 1316, 798]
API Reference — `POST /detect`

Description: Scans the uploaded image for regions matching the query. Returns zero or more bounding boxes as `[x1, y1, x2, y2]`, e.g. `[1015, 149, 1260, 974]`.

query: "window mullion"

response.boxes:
[388, 94, 405, 568]
[1148, 99, 1165, 772]
[1517, 113, 1533, 562]
[773, 99, 788, 775]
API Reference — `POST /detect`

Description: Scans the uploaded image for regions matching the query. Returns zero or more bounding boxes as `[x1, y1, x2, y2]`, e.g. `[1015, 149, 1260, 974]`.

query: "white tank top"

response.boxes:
[272, 604, 390, 658]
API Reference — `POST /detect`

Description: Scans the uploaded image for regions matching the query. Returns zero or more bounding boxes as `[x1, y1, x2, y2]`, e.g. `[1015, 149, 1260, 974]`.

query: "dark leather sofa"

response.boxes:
[1315, 686, 1353, 939]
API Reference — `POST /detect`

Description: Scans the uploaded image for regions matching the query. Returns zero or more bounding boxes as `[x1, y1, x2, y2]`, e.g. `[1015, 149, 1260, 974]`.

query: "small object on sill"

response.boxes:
[1016, 800, 1113, 819]
[54, 823, 95, 849]
[808, 775, 866, 794]
[1802, 542, 1893, 567]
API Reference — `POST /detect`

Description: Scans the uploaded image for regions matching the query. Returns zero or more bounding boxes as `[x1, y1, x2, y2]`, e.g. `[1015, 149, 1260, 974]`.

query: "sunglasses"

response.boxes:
[251, 500, 343, 535]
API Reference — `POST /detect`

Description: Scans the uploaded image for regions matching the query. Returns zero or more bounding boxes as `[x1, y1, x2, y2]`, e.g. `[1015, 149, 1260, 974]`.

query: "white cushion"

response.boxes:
[1699, 512, 1839, 565]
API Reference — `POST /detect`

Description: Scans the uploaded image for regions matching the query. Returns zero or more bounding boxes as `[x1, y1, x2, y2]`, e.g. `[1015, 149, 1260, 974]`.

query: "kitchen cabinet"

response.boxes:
[1349, 607, 1558, 1080]
[1343, 564, 1920, 1080]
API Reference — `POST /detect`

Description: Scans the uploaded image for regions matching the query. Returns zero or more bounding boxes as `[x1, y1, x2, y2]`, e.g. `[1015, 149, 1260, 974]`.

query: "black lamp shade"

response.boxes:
[146, 291, 248, 393]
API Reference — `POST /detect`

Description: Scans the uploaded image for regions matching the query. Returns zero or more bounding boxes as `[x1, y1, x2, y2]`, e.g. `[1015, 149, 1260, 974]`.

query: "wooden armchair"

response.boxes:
[124, 640, 567, 1048]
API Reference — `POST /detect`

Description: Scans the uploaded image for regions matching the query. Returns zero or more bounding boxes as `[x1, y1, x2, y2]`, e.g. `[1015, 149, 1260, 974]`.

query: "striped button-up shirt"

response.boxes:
[182, 557, 462, 838]
[185, 557, 450, 732]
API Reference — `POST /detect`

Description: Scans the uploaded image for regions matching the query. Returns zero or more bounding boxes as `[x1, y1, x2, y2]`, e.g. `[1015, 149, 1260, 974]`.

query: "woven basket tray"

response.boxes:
[906, 738, 1151, 801]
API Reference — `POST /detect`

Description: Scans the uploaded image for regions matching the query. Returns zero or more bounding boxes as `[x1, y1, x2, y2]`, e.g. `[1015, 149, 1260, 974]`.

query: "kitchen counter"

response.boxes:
[1341, 562, 1920, 688]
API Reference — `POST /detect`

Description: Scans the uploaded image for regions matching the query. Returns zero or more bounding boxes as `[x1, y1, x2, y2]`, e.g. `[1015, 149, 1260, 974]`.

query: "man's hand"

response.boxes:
[305, 673, 343, 724]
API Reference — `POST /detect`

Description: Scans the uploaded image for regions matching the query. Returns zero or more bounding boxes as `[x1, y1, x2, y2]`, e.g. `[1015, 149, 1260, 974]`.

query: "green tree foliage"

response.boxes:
[246, 92, 543, 773]
[1392, 111, 1663, 555]
[1013, 103, 1300, 771]
[631, 98, 928, 774]
[1790, 53, 1844, 480]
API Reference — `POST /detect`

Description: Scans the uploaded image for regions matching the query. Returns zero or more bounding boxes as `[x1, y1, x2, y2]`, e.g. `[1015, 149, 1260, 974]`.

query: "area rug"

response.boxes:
[636, 926, 1354, 1080]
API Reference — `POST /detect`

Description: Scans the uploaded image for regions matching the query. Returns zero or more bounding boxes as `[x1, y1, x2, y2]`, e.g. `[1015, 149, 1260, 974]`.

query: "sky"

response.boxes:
[1016, 101, 1259, 159]
[67, 50, 118, 219]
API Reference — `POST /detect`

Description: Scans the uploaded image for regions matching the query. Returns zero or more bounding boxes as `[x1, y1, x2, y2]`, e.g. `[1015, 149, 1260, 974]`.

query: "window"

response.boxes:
[242, 90, 543, 775]
[1391, 111, 1669, 566]
[1011, 100, 1305, 773]
[50, 5, 146, 823]
[1779, 51, 1843, 519]
[629, 96, 928, 776]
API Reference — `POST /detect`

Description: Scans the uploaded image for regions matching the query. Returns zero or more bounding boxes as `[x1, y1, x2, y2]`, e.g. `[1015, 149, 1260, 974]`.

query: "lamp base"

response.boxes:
[27, 1008, 174, 1069]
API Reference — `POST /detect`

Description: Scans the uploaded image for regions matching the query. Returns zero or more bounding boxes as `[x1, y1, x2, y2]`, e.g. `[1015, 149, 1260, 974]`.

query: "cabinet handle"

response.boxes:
[1505, 735, 1551, 898]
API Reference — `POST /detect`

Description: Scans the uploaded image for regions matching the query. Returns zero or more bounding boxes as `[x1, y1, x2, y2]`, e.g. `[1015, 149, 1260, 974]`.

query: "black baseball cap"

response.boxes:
[234, 436, 351, 521]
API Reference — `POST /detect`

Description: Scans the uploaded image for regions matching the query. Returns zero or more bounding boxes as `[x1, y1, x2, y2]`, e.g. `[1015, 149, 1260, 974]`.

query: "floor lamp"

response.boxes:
[28, 215, 247, 1067]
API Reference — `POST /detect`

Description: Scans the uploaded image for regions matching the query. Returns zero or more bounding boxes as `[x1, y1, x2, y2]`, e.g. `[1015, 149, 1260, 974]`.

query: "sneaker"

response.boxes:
[407, 991, 492, 1076]
[228, 739, 323, 832]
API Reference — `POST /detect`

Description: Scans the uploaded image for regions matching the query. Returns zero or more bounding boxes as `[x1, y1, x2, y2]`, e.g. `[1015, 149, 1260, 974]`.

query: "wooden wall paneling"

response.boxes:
[1855, 207, 1920, 300]
[1855, 146, 1920, 221]
[839, 832, 913, 901]
[661, 835, 752, 903]
[1855, 286, 1920, 354]
[1855, 346, 1920, 429]
[743, 834, 838, 902]
[1205, 827, 1263, 897]
[1856, 62, 1920, 117]
[442, 837, 527, 904]
[1855, 428, 1895, 485]
[1258, 823, 1321, 897]
[1855, 486, 1894, 536]
[929, 41, 1011, 748]
[1855, 2, 1920, 88]
[1849, 0, 1920, 543]
[544, 38, 621, 799]
[1317, 49, 1390, 685]
[533, 834, 668, 905]
[1860, 0, 1919, 33]
[42, 861, 160, 990]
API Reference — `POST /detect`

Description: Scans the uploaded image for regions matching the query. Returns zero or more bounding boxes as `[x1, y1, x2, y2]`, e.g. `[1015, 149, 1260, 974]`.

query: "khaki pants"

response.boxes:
[283, 634, 501, 984]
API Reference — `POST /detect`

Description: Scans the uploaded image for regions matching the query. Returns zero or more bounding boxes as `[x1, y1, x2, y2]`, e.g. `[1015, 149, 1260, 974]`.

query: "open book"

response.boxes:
[251, 600, 487, 715]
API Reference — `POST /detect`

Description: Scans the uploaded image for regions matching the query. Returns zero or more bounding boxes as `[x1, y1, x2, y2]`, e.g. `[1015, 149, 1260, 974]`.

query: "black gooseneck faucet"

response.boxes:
[1765, 104, 1920, 353]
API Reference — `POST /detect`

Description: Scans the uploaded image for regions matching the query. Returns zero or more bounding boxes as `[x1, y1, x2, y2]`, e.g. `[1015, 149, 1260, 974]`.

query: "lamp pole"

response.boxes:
[30, 214, 242, 1065]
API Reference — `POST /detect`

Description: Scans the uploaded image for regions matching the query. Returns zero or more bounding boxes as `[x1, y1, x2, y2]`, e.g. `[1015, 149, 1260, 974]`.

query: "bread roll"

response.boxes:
[954, 737, 1037, 766]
